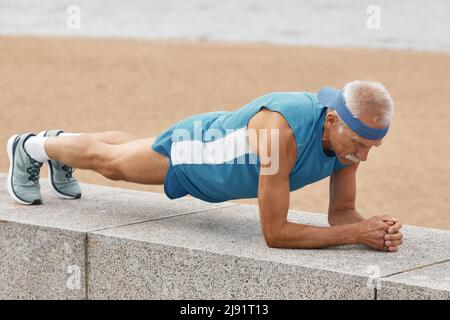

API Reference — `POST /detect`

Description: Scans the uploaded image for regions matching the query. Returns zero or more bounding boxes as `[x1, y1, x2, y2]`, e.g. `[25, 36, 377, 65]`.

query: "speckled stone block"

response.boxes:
[2, 172, 450, 300]
[377, 261, 450, 300]
[0, 221, 86, 299]
[0, 173, 230, 299]
[89, 205, 449, 299]
[88, 234, 372, 299]
[0, 174, 232, 232]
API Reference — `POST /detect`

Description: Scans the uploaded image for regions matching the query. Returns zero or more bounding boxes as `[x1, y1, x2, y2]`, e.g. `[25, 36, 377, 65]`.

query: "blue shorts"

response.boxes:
[151, 124, 189, 200]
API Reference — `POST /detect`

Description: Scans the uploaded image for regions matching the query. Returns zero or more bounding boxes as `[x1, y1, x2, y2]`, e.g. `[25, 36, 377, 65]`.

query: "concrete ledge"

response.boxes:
[0, 173, 231, 299]
[377, 261, 450, 299]
[0, 221, 86, 299]
[1, 173, 449, 299]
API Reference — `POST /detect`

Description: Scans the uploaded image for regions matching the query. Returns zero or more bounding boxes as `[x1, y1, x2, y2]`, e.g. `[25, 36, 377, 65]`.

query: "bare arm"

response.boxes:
[260, 179, 359, 249]
[328, 162, 365, 226]
[327, 156, 404, 252]
[250, 110, 360, 249]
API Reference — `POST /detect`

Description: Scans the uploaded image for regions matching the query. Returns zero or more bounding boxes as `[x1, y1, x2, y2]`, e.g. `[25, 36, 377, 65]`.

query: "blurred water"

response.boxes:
[0, 0, 449, 52]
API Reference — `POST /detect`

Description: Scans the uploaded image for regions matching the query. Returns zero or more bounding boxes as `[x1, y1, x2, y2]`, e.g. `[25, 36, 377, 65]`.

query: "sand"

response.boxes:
[0, 36, 449, 230]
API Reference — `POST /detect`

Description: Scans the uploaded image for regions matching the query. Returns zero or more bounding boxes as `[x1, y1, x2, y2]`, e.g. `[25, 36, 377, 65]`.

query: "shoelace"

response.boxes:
[27, 157, 42, 184]
[61, 164, 76, 180]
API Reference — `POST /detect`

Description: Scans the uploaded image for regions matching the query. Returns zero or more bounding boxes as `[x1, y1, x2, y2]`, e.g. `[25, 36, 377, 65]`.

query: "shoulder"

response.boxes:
[251, 92, 320, 137]
[247, 108, 297, 172]
[248, 108, 295, 144]
[258, 91, 316, 106]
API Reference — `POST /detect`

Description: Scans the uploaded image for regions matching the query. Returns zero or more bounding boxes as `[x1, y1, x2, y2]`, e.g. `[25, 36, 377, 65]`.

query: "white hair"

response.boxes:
[342, 80, 394, 127]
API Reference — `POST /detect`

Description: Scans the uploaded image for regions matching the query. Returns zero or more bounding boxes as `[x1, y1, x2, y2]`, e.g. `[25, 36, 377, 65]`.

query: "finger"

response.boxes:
[377, 214, 394, 221]
[385, 240, 403, 247]
[385, 233, 403, 241]
[388, 222, 402, 234]
[388, 246, 398, 252]
[381, 224, 391, 233]
[378, 216, 398, 225]
[376, 241, 390, 251]
[382, 217, 398, 223]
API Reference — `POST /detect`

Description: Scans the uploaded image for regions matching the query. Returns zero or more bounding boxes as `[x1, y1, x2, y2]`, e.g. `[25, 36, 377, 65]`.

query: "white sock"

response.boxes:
[24, 136, 50, 163]
[59, 132, 81, 137]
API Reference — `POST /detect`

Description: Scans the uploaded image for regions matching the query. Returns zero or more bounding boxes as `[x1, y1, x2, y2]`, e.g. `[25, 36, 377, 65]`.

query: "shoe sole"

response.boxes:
[47, 160, 81, 199]
[7, 134, 42, 205]
[39, 130, 81, 200]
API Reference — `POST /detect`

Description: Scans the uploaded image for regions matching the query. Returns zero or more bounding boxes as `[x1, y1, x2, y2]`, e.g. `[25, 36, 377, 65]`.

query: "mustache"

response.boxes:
[344, 154, 360, 163]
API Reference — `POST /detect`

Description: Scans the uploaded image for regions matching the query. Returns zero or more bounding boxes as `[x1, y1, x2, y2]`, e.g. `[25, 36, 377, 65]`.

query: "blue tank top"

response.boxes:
[152, 92, 347, 203]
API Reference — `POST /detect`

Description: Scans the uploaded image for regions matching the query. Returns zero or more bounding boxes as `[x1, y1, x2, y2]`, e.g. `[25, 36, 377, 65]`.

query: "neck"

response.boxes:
[322, 119, 335, 156]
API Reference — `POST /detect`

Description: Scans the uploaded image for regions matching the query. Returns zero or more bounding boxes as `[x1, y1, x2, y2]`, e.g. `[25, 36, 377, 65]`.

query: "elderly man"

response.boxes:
[7, 80, 403, 251]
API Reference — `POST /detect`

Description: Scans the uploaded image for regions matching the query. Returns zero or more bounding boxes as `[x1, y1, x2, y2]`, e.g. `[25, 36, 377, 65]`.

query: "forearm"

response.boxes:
[266, 221, 359, 249]
[328, 209, 365, 226]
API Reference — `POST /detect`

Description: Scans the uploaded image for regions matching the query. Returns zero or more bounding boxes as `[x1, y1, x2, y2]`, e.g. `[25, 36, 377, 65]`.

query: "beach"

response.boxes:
[0, 36, 449, 230]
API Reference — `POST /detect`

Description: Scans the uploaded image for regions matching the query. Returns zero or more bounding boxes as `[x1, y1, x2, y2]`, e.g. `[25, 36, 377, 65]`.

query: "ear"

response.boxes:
[325, 111, 340, 128]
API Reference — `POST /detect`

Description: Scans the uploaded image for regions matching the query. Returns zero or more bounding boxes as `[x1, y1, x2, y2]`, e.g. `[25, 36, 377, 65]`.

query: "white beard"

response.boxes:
[345, 154, 360, 163]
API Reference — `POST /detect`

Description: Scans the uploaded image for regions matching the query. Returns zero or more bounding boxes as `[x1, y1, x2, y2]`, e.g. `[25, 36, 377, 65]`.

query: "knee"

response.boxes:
[89, 143, 125, 181]
[97, 161, 124, 181]
[96, 155, 124, 181]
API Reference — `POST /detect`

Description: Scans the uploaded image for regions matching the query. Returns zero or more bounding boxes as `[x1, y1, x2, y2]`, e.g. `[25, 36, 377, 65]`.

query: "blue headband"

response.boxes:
[317, 87, 389, 140]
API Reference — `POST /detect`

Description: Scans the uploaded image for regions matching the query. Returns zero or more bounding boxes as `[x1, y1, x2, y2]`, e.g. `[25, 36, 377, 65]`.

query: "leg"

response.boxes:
[44, 134, 169, 185]
[78, 131, 138, 145]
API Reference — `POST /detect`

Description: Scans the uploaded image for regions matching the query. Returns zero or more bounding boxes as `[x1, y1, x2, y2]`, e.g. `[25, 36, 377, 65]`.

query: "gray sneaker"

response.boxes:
[7, 133, 43, 205]
[38, 130, 82, 199]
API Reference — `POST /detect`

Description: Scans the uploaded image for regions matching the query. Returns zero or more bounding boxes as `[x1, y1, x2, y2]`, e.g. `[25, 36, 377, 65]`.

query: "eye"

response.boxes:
[353, 138, 369, 149]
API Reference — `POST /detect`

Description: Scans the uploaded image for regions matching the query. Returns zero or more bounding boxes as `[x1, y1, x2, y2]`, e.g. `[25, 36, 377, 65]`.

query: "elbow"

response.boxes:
[264, 236, 276, 248]
[265, 237, 281, 249]
[263, 230, 285, 248]
[261, 221, 296, 248]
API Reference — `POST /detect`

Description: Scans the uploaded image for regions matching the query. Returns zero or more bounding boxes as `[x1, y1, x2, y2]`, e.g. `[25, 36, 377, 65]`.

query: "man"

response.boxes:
[6, 80, 403, 252]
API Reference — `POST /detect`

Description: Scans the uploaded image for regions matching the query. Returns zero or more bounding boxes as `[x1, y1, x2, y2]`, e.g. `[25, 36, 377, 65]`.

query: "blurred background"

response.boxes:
[0, 0, 449, 229]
